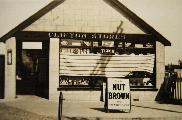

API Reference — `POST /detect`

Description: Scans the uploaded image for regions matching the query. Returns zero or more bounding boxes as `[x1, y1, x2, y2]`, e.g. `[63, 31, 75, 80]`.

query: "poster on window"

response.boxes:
[107, 78, 130, 112]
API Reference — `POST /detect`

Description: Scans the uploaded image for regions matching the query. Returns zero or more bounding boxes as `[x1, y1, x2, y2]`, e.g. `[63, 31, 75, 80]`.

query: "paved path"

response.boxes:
[0, 95, 182, 120]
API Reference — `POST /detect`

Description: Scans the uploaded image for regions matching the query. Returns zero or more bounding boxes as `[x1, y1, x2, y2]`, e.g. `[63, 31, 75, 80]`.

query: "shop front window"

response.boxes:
[59, 38, 155, 89]
[124, 71, 155, 88]
[59, 76, 106, 90]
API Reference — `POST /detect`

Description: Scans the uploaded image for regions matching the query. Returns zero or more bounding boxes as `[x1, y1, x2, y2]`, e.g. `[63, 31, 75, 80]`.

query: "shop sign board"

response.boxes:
[48, 32, 126, 41]
[106, 78, 130, 112]
[22, 42, 42, 49]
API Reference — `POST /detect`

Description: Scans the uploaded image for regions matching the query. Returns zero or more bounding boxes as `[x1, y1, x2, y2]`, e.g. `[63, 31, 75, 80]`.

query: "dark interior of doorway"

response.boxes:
[16, 40, 49, 99]
[0, 55, 5, 99]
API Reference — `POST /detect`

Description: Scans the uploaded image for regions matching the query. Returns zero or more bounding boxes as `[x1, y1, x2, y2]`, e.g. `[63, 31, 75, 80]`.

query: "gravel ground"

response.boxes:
[0, 103, 56, 120]
[1, 95, 182, 120]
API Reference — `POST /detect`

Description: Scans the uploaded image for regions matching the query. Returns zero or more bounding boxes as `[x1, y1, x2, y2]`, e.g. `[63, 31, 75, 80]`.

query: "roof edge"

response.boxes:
[0, 0, 171, 46]
[0, 0, 65, 42]
[104, 0, 171, 46]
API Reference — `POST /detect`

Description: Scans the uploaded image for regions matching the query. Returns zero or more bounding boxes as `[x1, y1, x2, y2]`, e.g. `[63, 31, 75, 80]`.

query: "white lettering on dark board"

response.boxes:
[48, 32, 126, 40]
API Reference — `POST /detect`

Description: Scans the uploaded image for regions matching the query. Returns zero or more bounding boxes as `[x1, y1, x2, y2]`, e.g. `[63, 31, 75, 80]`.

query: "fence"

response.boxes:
[164, 72, 182, 104]
[171, 78, 182, 101]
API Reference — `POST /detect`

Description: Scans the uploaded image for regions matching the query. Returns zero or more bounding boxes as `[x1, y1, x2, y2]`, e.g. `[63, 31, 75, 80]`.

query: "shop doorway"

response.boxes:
[0, 55, 5, 99]
[16, 41, 49, 99]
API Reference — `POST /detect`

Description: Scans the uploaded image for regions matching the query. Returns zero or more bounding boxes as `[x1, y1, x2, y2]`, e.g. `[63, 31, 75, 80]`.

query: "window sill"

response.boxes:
[131, 88, 158, 91]
[57, 86, 101, 91]
[58, 87, 158, 91]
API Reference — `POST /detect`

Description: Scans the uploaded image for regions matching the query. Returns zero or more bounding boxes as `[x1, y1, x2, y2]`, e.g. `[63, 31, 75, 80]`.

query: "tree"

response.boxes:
[178, 59, 182, 66]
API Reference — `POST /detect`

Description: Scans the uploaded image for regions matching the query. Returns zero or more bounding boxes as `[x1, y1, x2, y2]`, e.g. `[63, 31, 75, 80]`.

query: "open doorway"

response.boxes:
[16, 41, 49, 99]
[0, 55, 5, 99]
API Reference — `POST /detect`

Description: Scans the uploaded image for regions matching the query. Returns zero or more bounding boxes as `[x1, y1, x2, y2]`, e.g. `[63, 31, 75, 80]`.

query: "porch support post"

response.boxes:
[156, 41, 165, 89]
[5, 37, 16, 99]
[49, 38, 60, 100]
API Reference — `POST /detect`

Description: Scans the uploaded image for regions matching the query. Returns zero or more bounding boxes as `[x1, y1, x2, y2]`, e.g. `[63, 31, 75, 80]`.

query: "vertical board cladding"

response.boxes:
[59, 53, 155, 77]
[24, 0, 144, 34]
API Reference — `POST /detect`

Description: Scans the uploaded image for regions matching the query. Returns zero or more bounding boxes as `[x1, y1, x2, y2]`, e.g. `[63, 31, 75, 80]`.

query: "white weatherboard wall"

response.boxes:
[24, 0, 144, 34]
[5, 37, 16, 99]
[49, 38, 60, 100]
[131, 91, 157, 102]
[0, 42, 5, 55]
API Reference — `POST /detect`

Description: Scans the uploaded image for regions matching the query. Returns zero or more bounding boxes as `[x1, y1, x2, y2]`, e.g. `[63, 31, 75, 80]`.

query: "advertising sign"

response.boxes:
[107, 78, 130, 111]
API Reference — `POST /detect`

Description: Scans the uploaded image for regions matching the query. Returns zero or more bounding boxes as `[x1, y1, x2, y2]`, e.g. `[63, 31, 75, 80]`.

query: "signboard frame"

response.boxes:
[105, 78, 131, 113]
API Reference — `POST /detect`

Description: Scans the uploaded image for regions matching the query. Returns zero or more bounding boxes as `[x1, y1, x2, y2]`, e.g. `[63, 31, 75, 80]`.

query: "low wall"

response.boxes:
[52, 90, 158, 102]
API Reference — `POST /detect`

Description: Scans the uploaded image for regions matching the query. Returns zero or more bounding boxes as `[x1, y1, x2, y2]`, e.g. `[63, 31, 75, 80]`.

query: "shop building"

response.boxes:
[0, 0, 171, 101]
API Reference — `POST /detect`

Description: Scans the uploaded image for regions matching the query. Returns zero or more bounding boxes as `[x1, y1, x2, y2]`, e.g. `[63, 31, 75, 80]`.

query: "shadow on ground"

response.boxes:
[0, 103, 55, 120]
[132, 105, 182, 113]
[65, 116, 101, 120]
[91, 108, 130, 113]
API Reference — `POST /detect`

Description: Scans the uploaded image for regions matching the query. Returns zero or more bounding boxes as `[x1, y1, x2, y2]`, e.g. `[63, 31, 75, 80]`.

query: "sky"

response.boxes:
[0, 0, 182, 65]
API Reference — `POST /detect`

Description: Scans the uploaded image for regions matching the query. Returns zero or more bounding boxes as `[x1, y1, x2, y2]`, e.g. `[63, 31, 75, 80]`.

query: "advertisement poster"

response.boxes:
[107, 78, 130, 111]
